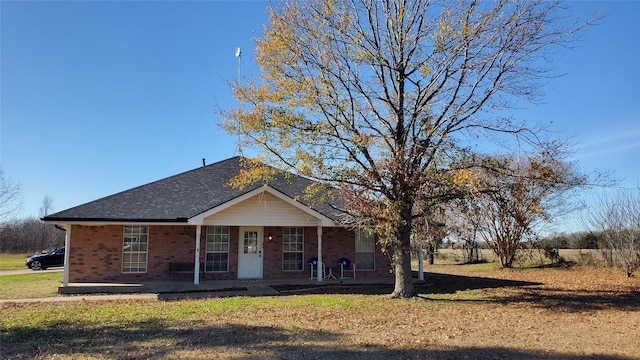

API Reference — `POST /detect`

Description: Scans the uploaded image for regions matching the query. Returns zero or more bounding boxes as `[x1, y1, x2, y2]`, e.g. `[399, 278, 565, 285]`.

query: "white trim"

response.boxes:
[204, 226, 231, 272]
[355, 228, 376, 270]
[317, 224, 323, 282]
[43, 220, 190, 226]
[121, 225, 149, 273]
[194, 225, 201, 285]
[189, 186, 336, 226]
[62, 225, 71, 287]
[282, 226, 304, 271]
[238, 226, 264, 278]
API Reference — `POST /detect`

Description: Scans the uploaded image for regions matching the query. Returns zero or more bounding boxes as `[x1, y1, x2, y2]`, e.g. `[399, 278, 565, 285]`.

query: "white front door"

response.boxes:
[238, 227, 263, 278]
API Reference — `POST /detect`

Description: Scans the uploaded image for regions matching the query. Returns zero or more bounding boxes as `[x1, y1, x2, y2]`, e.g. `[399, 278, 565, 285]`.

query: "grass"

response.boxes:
[0, 253, 29, 270]
[0, 273, 63, 299]
[1, 265, 638, 359]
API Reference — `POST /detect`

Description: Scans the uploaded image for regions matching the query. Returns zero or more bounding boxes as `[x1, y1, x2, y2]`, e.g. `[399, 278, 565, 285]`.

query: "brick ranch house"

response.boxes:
[43, 157, 392, 287]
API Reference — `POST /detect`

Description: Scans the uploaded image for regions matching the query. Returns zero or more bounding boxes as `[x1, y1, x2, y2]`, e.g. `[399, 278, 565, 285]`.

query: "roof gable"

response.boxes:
[193, 186, 335, 226]
[43, 157, 344, 224]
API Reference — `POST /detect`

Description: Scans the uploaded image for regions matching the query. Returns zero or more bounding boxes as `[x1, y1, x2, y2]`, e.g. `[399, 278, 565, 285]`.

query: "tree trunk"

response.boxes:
[466, 242, 474, 263]
[390, 207, 417, 299]
[502, 254, 514, 268]
[391, 249, 416, 298]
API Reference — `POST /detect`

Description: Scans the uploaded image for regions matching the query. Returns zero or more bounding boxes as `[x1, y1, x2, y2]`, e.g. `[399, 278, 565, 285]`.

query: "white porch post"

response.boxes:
[317, 224, 323, 282]
[62, 225, 71, 287]
[194, 225, 201, 285]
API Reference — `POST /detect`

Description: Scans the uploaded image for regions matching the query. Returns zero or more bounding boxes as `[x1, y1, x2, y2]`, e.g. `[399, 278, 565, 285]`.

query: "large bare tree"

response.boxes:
[582, 188, 640, 277]
[0, 167, 22, 224]
[223, 0, 592, 298]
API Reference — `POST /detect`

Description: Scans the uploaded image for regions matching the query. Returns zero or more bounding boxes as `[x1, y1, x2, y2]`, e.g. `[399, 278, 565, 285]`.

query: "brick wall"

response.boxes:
[68, 225, 123, 282]
[68, 224, 392, 282]
[68, 224, 199, 282]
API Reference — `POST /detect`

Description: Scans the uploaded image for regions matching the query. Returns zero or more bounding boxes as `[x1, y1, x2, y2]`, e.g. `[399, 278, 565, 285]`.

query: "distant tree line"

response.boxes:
[537, 188, 640, 276]
[580, 188, 640, 277]
[541, 232, 601, 250]
[0, 217, 66, 254]
[0, 169, 66, 254]
[427, 187, 639, 277]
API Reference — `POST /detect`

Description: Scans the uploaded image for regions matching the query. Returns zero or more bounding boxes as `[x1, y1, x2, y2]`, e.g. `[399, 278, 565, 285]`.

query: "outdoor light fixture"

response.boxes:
[267, 233, 273, 241]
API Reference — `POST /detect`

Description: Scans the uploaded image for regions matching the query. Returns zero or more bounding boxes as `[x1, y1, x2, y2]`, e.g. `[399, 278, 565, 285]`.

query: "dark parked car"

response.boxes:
[25, 247, 65, 270]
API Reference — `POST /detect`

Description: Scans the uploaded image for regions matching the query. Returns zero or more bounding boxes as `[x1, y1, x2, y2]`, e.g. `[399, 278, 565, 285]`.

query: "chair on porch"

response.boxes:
[308, 257, 325, 279]
[338, 258, 356, 279]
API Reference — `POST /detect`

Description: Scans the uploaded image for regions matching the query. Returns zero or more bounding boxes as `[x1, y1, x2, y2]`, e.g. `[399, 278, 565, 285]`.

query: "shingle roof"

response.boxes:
[43, 157, 344, 223]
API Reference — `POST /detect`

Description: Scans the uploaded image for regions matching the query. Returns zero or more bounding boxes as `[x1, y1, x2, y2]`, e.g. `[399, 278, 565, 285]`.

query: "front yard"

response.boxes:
[1, 264, 638, 359]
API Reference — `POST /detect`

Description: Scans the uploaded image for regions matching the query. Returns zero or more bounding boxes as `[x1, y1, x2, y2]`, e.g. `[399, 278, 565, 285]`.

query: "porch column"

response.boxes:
[62, 225, 71, 287]
[317, 224, 323, 282]
[194, 225, 201, 285]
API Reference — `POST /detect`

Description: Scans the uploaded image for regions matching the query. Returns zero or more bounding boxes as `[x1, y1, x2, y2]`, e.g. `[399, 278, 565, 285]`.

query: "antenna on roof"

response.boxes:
[235, 47, 241, 84]
[234, 46, 243, 157]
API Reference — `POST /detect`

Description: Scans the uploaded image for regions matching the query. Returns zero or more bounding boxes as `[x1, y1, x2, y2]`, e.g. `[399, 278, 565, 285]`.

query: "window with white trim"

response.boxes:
[282, 227, 304, 271]
[206, 226, 230, 272]
[356, 228, 375, 270]
[122, 225, 148, 273]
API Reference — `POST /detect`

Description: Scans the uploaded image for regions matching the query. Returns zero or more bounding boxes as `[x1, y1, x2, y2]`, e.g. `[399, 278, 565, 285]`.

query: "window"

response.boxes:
[122, 225, 148, 273]
[356, 228, 375, 270]
[282, 227, 304, 271]
[206, 226, 230, 272]
[243, 231, 258, 254]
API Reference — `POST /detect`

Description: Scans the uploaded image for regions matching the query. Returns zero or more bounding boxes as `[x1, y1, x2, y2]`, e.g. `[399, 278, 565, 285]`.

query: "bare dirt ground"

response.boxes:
[2, 264, 639, 359]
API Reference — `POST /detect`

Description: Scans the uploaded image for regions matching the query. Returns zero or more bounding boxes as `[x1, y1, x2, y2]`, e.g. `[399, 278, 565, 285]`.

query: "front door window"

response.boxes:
[244, 231, 258, 254]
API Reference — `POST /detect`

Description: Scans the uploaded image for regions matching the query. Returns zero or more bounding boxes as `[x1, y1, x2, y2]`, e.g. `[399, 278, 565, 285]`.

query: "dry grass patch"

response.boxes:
[1, 266, 638, 359]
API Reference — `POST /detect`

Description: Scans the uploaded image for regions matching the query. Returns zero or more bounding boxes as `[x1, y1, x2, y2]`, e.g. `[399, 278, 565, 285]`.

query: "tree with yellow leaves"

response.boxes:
[222, 0, 594, 298]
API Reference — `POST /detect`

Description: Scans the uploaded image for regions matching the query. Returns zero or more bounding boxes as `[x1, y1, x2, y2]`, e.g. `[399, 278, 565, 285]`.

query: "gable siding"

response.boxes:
[203, 192, 321, 226]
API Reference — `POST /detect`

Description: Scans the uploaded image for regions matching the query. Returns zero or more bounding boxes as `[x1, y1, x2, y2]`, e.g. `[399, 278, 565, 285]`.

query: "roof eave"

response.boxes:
[42, 217, 190, 226]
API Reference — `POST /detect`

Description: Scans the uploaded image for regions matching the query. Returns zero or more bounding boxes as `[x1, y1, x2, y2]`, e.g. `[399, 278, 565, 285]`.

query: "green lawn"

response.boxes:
[0, 254, 63, 300]
[0, 254, 29, 270]
[0, 272, 63, 299]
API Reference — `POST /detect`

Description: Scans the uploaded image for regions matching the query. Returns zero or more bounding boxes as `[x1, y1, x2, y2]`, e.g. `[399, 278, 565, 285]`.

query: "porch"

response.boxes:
[58, 277, 396, 299]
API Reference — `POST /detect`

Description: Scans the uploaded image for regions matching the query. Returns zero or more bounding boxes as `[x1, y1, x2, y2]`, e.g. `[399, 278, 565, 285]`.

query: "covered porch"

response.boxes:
[57, 276, 395, 298]
[58, 186, 349, 287]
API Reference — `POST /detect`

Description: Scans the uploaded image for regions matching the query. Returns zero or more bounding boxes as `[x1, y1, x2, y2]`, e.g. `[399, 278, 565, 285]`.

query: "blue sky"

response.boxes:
[1, 1, 639, 234]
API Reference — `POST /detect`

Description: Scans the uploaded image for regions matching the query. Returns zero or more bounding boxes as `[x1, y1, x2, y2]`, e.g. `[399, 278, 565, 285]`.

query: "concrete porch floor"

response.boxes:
[58, 277, 396, 299]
